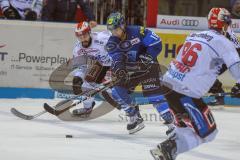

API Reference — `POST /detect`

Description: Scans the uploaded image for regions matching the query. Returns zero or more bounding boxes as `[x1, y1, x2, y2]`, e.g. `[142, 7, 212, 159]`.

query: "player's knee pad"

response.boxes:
[180, 96, 217, 138]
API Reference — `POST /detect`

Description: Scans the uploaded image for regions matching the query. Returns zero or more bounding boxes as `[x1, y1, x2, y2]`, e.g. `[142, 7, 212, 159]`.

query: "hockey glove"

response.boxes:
[208, 79, 224, 94]
[72, 76, 83, 95]
[85, 61, 109, 83]
[24, 9, 37, 20]
[231, 83, 240, 98]
[3, 7, 21, 19]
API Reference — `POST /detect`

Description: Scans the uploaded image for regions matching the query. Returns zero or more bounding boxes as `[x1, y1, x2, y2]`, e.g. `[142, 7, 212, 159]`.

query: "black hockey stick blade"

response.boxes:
[43, 103, 56, 115]
[11, 108, 34, 120]
[43, 101, 75, 116]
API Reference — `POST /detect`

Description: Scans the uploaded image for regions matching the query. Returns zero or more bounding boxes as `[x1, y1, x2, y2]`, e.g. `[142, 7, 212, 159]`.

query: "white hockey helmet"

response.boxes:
[75, 21, 91, 36]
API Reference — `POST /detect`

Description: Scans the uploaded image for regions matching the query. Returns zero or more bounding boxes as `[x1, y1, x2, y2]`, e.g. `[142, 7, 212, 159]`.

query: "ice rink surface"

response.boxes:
[0, 98, 240, 160]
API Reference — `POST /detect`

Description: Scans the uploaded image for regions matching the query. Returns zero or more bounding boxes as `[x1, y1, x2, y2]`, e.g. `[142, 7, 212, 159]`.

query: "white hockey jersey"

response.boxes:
[73, 31, 112, 79]
[163, 30, 240, 98]
[0, 0, 42, 19]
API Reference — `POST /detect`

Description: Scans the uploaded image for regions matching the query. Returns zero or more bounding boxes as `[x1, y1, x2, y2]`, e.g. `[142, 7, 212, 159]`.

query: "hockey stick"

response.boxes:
[10, 80, 114, 120]
[10, 108, 46, 120]
[10, 98, 75, 120]
[43, 80, 116, 116]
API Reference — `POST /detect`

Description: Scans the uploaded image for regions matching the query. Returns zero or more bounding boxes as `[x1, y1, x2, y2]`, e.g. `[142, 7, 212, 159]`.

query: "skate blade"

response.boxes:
[128, 123, 145, 134]
[150, 148, 164, 160]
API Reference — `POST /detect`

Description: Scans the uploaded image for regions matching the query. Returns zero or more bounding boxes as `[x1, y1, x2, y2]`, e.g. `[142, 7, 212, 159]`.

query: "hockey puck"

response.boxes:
[65, 134, 73, 138]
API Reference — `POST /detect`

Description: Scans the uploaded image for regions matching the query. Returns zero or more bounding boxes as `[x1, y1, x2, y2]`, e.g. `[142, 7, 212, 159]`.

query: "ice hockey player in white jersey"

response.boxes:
[71, 21, 112, 117]
[0, 0, 42, 20]
[150, 8, 240, 160]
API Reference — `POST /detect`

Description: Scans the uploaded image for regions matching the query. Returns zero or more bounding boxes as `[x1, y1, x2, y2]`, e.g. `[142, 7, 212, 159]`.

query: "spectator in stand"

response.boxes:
[231, 0, 240, 18]
[0, 0, 42, 20]
[41, 0, 97, 28]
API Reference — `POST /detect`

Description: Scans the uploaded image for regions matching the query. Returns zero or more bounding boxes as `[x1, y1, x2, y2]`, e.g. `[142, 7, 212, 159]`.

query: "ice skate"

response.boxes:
[72, 101, 96, 117]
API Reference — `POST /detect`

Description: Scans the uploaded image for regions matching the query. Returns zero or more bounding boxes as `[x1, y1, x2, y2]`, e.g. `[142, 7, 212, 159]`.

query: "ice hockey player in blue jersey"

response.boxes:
[105, 12, 174, 134]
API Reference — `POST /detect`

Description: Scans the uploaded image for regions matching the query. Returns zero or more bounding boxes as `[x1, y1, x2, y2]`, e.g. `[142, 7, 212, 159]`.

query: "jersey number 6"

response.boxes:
[181, 42, 202, 67]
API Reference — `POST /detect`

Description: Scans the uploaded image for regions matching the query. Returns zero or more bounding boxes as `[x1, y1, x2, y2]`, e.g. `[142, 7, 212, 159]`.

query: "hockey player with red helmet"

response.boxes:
[150, 8, 240, 160]
[71, 21, 112, 116]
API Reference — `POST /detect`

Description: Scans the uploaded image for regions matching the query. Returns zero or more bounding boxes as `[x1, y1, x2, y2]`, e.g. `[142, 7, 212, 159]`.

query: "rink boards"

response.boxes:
[0, 20, 239, 106]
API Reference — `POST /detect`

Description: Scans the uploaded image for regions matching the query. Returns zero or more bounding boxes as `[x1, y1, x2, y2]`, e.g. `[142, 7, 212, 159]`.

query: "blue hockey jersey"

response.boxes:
[106, 25, 162, 73]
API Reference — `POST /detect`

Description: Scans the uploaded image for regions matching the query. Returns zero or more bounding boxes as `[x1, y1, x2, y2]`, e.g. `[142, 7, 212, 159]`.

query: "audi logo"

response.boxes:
[181, 19, 199, 27]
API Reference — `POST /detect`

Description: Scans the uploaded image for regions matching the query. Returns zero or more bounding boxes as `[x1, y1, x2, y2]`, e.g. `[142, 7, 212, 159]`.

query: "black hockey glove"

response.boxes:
[3, 7, 21, 19]
[208, 79, 224, 94]
[24, 9, 37, 20]
[72, 76, 83, 95]
[231, 83, 240, 98]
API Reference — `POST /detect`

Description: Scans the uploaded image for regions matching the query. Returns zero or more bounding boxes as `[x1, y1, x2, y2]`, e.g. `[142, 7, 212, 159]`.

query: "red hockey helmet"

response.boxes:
[75, 21, 91, 36]
[208, 8, 231, 29]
